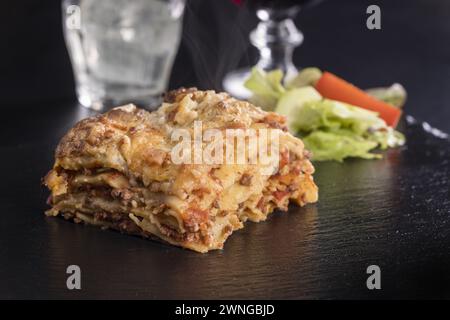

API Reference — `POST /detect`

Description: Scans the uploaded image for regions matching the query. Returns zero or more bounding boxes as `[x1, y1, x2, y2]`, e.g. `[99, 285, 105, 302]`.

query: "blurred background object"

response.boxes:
[62, 0, 185, 110]
[223, 0, 307, 99]
[0, 0, 449, 131]
[223, 0, 308, 99]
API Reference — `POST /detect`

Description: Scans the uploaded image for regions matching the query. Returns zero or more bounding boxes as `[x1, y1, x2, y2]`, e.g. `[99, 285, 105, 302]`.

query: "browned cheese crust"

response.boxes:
[44, 89, 318, 252]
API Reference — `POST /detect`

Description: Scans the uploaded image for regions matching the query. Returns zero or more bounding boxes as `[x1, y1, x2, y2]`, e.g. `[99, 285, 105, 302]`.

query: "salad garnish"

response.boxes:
[244, 68, 405, 162]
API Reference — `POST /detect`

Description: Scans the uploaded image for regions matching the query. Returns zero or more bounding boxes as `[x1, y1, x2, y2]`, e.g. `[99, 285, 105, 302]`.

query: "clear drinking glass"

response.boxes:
[62, 0, 185, 110]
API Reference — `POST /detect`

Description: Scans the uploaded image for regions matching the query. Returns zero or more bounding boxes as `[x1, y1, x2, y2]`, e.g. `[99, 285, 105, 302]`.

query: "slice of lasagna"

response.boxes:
[44, 89, 318, 252]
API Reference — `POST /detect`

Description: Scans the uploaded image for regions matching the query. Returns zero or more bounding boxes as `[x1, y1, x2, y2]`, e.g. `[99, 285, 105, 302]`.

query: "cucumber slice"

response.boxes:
[274, 86, 322, 132]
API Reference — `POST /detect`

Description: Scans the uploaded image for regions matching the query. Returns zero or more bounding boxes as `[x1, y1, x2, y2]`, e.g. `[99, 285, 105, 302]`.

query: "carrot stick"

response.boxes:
[315, 72, 402, 127]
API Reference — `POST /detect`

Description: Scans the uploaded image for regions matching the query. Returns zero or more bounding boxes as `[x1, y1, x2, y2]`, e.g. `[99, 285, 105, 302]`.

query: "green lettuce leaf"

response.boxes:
[293, 99, 386, 134]
[365, 83, 407, 108]
[292, 99, 405, 161]
[244, 68, 285, 110]
[285, 67, 323, 89]
[302, 131, 380, 162]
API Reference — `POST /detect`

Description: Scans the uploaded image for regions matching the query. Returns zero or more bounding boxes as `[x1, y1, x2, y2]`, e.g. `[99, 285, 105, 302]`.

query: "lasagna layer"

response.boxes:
[44, 88, 318, 252]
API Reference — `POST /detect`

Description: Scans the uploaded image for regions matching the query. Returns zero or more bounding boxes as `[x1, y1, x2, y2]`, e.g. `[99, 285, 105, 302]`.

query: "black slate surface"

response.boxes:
[0, 103, 449, 299]
[2, 0, 450, 300]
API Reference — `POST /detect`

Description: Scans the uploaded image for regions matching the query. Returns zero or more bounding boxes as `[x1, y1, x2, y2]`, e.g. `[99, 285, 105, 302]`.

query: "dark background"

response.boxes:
[0, 0, 449, 132]
[1, 0, 450, 300]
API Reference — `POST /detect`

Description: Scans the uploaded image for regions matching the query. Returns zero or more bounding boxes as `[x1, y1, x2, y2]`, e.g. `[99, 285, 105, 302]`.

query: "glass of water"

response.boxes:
[62, 0, 185, 110]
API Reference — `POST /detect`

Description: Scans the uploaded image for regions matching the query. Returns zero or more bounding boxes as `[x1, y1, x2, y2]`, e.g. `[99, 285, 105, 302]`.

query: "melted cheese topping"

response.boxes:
[44, 89, 318, 252]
